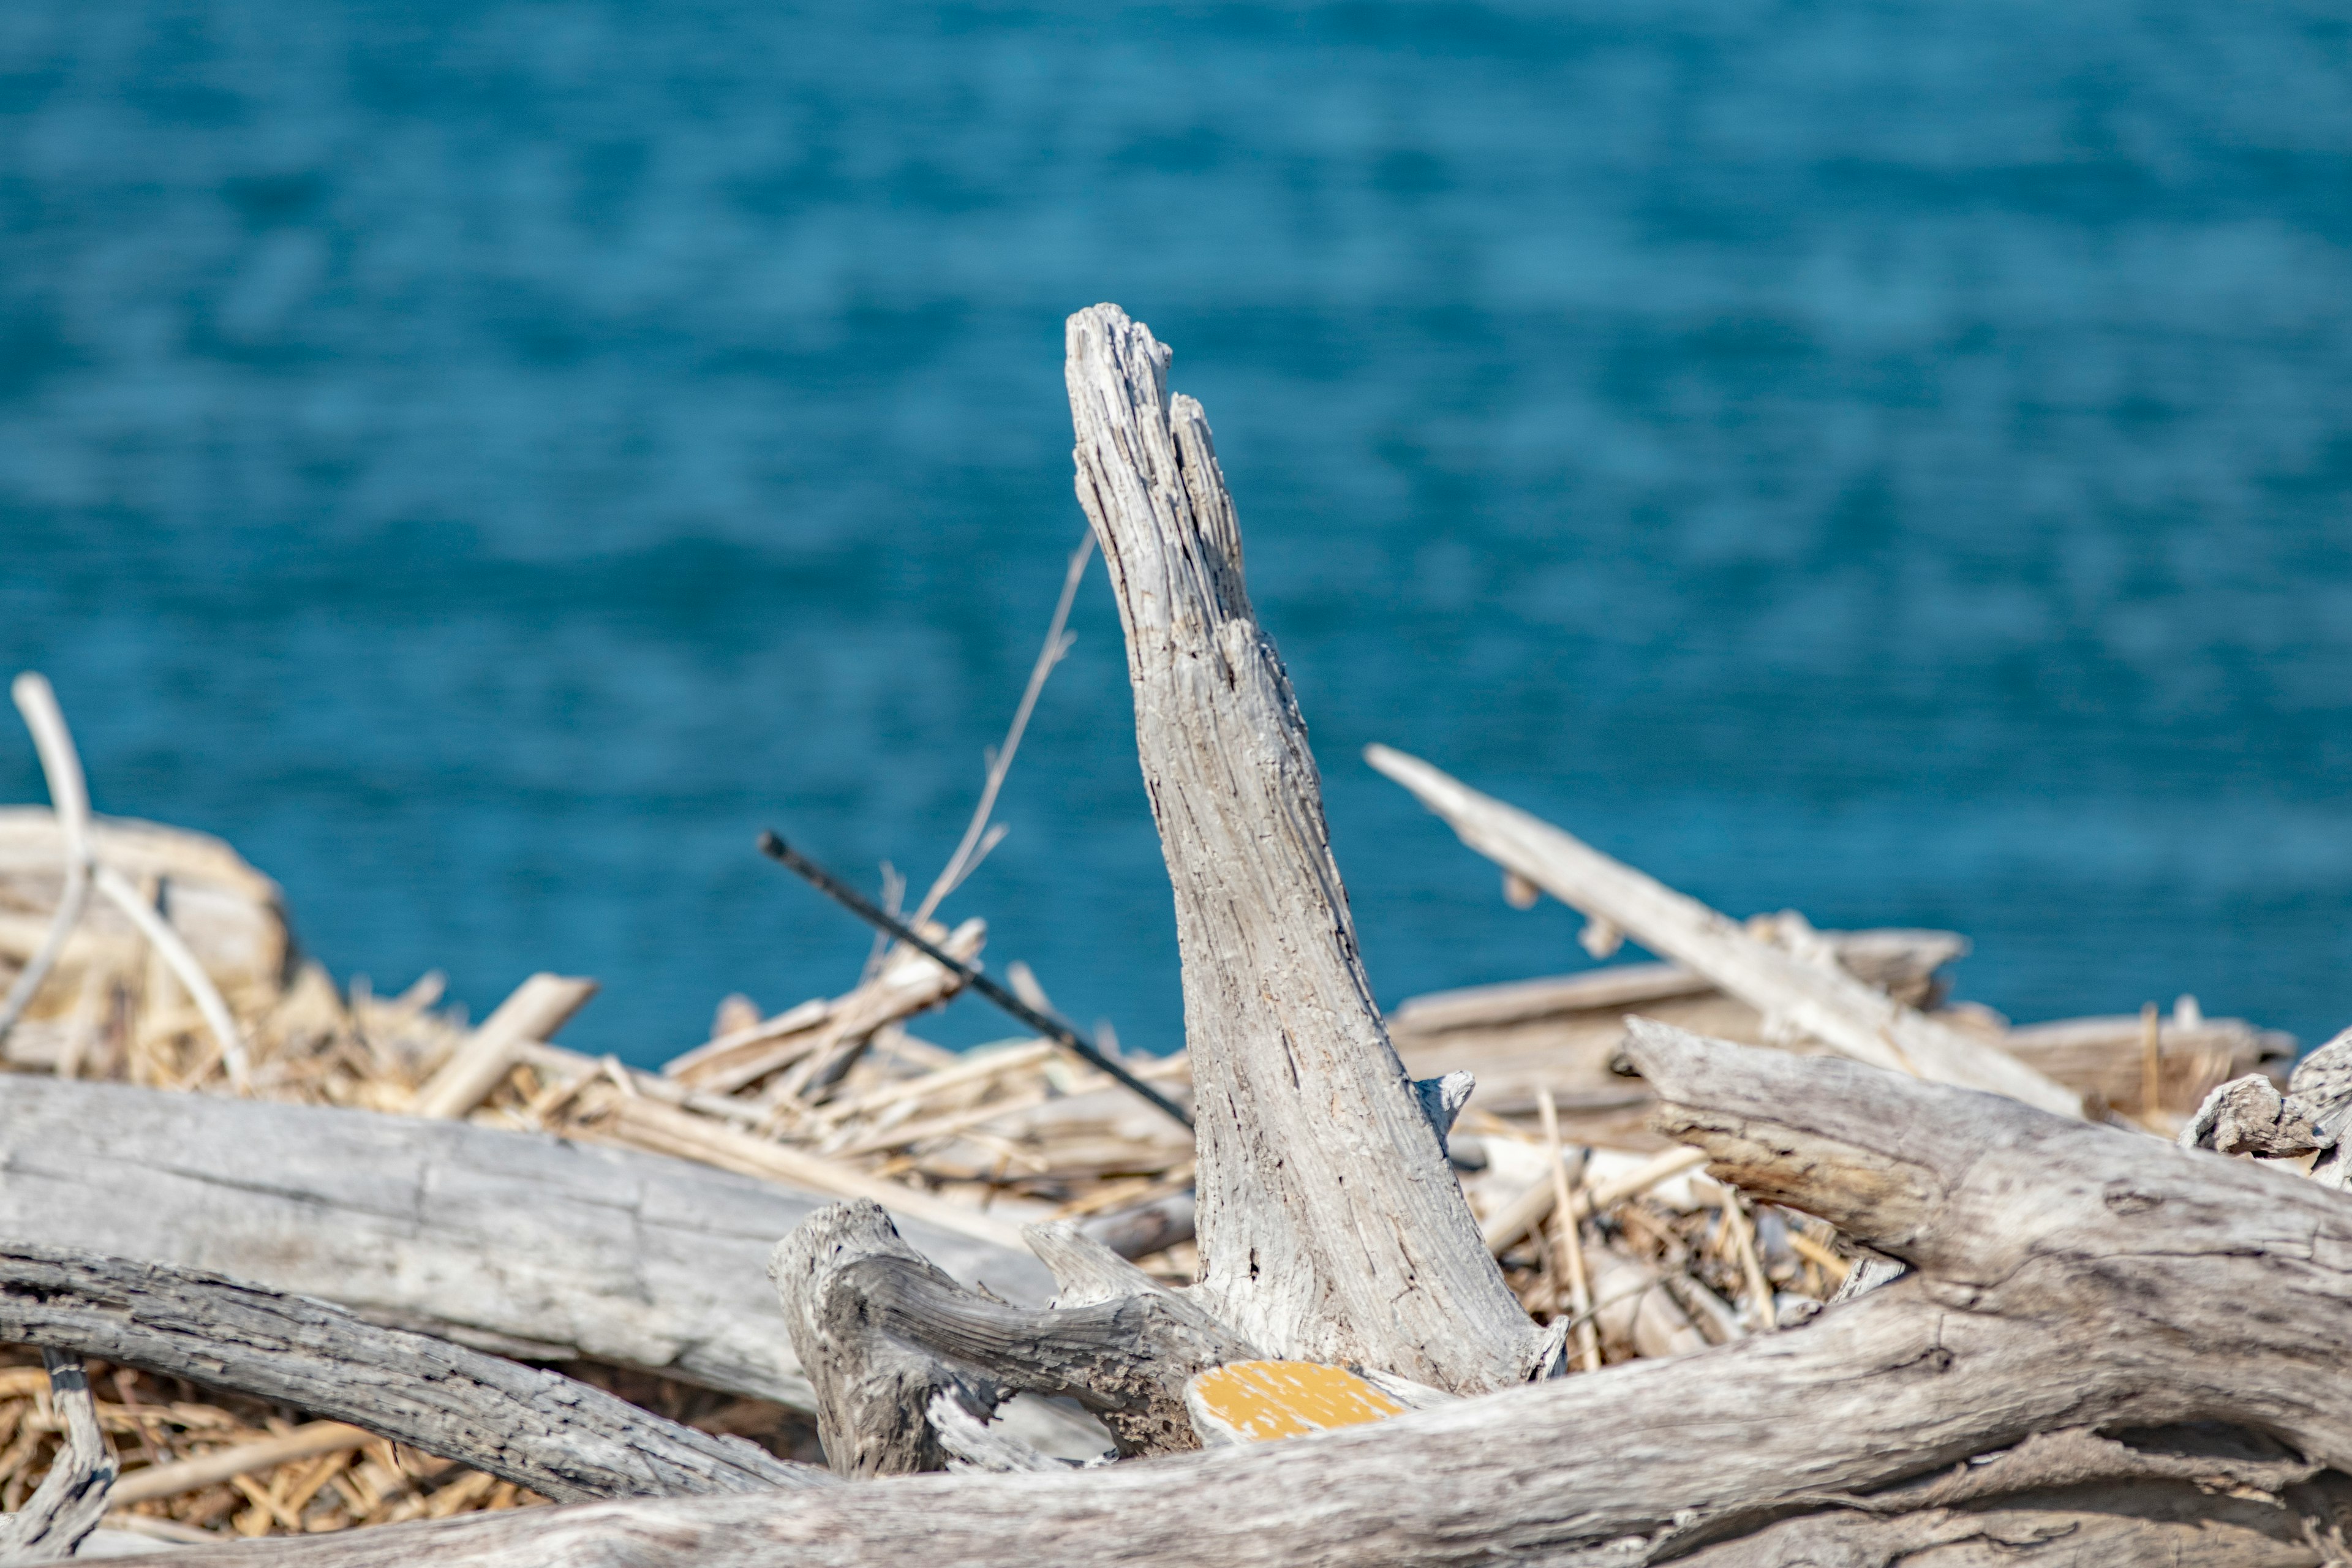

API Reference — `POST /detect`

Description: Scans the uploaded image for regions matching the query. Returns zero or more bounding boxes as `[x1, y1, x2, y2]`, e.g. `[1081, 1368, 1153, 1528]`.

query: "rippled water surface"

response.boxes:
[4, 1, 2349, 1059]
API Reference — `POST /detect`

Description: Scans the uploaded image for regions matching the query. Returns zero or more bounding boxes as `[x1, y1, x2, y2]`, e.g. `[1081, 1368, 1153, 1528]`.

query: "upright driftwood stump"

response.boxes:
[761, 303, 1548, 1475]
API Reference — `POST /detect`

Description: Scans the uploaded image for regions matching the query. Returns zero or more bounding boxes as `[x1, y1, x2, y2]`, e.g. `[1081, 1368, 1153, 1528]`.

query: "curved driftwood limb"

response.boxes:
[1066, 304, 1543, 1390]
[0, 674, 94, 1049]
[145, 1020, 2352, 1568]
[0, 1349, 116, 1564]
[772, 1201, 1251, 1470]
[772, 1202, 1012, 1477]
[1364, 744, 2083, 1119]
[1673, 1483, 2329, 1567]
[0, 1245, 827, 1500]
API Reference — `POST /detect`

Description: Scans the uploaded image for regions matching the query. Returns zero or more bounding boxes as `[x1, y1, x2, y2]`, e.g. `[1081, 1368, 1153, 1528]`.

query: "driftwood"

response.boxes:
[0, 1076, 1062, 1417]
[15, 305, 2337, 1565]
[0, 1245, 827, 1500]
[1365, 744, 2084, 1118]
[121, 1019, 2352, 1567]
[0, 676, 92, 1050]
[775, 1201, 1253, 1472]
[1060, 303, 1542, 1389]
[1391, 957, 2287, 1152]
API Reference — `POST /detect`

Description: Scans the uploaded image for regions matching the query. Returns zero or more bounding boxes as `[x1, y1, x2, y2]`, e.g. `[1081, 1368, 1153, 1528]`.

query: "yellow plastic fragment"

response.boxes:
[1186, 1360, 1407, 1444]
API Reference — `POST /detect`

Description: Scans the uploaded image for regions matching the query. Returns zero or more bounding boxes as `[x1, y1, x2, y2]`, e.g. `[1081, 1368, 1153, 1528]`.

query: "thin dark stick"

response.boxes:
[758, 832, 1193, 1131]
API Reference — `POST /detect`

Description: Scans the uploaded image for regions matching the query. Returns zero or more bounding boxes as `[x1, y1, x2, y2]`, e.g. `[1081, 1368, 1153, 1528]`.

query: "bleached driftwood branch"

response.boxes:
[0, 675, 92, 1049]
[126, 1020, 2352, 1567]
[0, 1245, 828, 1500]
[1063, 304, 1543, 1389]
[1364, 744, 2083, 1118]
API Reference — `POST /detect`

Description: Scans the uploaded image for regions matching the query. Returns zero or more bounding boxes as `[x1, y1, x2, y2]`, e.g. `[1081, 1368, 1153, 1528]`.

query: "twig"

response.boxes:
[0, 674, 252, 1090]
[907, 533, 1095, 931]
[1536, 1087, 1600, 1373]
[91, 865, 251, 1093]
[108, 1423, 372, 1508]
[0, 674, 93, 1047]
[758, 832, 1192, 1131]
[409, 974, 598, 1120]
[1482, 1144, 1708, 1256]
[0, 1349, 117, 1562]
[1704, 1175, 1777, 1332]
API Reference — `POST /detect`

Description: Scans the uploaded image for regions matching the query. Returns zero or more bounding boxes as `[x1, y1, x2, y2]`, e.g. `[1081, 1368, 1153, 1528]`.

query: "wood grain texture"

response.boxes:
[1065, 303, 1543, 1392]
[772, 1201, 1250, 1468]
[0, 1245, 828, 1500]
[1364, 744, 2084, 1118]
[0, 1076, 1057, 1415]
[140, 1021, 2352, 1567]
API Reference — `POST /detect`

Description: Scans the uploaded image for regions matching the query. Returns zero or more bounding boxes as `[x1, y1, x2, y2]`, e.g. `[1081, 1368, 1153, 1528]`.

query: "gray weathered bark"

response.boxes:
[1065, 303, 1543, 1390]
[0, 1076, 1055, 1412]
[134, 1020, 2352, 1567]
[0, 1245, 827, 1500]
[774, 1201, 1253, 1470]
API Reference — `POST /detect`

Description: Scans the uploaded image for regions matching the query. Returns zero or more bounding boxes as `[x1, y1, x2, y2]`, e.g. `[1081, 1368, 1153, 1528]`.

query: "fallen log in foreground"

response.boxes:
[0, 1246, 829, 1501]
[0, 1076, 1060, 1416]
[130, 1020, 2352, 1566]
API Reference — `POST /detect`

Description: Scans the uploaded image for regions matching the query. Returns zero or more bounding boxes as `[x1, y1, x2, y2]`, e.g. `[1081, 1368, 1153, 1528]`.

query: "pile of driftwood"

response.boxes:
[0, 304, 2336, 1566]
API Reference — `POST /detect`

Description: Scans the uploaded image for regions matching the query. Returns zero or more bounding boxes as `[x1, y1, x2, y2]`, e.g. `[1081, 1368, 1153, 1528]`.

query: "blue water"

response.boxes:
[4, 2, 2350, 1062]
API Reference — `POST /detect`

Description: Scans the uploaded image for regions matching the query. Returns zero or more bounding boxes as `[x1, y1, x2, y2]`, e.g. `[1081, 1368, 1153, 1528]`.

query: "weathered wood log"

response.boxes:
[1365, 744, 2084, 1118]
[0, 1245, 828, 1499]
[1066, 303, 1543, 1389]
[151, 1019, 2352, 1567]
[774, 1200, 1253, 1470]
[0, 1077, 1059, 1415]
[0, 1349, 116, 1564]
[1670, 1424, 2343, 1567]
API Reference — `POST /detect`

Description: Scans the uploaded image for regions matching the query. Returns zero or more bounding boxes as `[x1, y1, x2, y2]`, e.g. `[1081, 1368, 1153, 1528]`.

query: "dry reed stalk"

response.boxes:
[1534, 1087, 1600, 1373]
